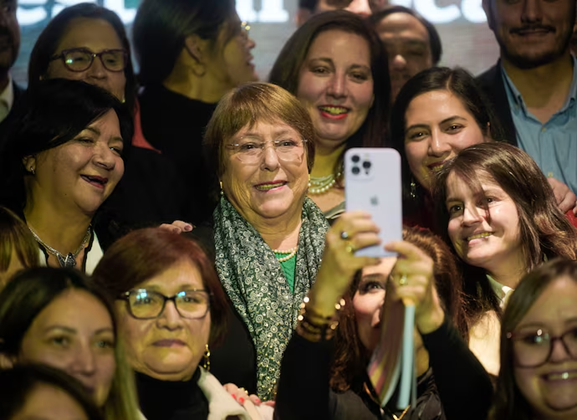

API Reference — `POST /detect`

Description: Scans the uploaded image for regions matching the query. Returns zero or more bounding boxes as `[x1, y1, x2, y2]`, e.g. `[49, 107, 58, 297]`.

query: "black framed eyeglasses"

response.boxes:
[507, 327, 577, 368]
[119, 289, 211, 320]
[50, 48, 128, 73]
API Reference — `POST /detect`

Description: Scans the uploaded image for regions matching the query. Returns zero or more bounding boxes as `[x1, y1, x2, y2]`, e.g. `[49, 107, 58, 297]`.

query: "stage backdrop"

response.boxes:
[14, 0, 499, 85]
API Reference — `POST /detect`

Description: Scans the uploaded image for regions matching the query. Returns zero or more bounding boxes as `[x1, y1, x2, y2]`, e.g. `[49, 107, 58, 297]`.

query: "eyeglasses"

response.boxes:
[507, 327, 577, 368]
[50, 48, 128, 73]
[119, 289, 211, 320]
[226, 138, 307, 164]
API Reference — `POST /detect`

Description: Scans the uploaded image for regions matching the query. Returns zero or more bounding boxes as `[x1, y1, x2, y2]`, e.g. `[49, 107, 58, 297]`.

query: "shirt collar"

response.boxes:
[0, 75, 14, 111]
[501, 55, 577, 113]
[487, 274, 515, 309]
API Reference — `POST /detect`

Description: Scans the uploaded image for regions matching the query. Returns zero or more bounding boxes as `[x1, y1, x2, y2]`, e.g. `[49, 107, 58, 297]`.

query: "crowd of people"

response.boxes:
[0, 0, 576, 419]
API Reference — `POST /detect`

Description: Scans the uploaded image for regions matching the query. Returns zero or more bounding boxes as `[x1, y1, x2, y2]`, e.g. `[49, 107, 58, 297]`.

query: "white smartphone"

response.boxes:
[345, 148, 403, 258]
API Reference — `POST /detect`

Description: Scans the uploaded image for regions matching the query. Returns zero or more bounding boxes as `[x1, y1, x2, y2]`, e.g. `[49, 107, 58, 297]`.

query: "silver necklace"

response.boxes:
[28, 224, 92, 268]
[308, 172, 342, 195]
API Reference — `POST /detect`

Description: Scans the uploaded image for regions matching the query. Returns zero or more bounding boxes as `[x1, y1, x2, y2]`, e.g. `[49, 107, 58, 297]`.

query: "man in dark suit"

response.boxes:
[477, 0, 577, 213]
[0, 0, 21, 126]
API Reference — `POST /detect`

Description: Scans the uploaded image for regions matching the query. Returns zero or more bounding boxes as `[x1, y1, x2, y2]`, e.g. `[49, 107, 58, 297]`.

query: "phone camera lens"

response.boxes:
[352, 155, 360, 163]
[362, 161, 371, 169]
[352, 166, 360, 175]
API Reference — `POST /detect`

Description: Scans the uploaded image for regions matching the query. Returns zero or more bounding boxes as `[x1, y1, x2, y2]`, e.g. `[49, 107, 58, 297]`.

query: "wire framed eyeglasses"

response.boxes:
[225, 138, 307, 164]
[50, 48, 128, 73]
[119, 289, 211, 320]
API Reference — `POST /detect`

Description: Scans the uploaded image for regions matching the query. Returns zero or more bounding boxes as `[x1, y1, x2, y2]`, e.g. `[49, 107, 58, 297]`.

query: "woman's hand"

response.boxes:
[159, 220, 194, 234]
[385, 241, 445, 334]
[223, 383, 267, 420]
[547, 177, 577, 215]
[309, 211, 381, 316]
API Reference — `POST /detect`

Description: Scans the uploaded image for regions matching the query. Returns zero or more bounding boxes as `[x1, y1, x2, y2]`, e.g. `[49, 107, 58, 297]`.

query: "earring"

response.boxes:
[410, 178, 417, 200]
[219, 181, 223, 196]
[202, 344, 211, 371]
[29, 166, 35, 176]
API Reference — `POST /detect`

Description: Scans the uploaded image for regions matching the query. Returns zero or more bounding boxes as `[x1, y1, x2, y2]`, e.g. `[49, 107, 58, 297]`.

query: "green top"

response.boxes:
[275, 252, 296, 293]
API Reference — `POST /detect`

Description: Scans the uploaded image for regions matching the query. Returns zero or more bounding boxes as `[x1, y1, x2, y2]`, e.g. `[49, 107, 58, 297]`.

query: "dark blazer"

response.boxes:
[476, 62, 518, 146]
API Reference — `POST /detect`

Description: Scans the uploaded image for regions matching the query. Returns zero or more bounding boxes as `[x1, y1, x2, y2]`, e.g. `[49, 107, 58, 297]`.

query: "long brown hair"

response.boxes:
[434, 143, 577, 320]
[490, 259, 577, 420]
[269, 10, 390, 176]
[330, 226, 468, 391]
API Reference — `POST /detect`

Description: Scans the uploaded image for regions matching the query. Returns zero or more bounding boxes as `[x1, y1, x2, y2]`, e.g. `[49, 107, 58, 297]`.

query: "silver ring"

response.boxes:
[340, 231, 349, 240]
[398, 274, 408, 286]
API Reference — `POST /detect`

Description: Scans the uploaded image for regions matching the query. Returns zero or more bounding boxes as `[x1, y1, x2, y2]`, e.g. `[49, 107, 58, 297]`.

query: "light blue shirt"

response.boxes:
[501, 57, 577, 194]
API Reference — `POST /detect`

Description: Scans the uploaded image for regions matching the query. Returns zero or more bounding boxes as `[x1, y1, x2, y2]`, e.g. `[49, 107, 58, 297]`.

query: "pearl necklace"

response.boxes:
[308, 172, 342, 195]
[273, 246, 298, 262]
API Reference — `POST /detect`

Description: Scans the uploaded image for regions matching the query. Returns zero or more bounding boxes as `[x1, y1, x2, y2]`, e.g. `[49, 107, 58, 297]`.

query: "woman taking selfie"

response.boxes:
[275, 223, 491, 420]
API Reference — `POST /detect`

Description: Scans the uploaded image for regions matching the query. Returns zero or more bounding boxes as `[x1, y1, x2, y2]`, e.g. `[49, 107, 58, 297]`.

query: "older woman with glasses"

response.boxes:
[93, 228, 271, 420]
[490, 259, 577, 420]
[175, 81, 341, 402]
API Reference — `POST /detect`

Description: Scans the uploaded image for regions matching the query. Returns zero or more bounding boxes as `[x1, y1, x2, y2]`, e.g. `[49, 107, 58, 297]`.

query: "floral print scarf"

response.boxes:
[213, 196, 329, 400]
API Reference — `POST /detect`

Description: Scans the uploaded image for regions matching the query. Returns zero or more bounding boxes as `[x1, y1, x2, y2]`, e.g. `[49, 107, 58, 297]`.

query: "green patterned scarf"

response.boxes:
[213, 196, 329, 400]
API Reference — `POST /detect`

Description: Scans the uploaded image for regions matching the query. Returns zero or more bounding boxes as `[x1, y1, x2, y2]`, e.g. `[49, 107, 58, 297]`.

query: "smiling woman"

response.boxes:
[434, 142, 577, 375]
[390, 67, 504, 228]
[194, 82, 329, 401]
[270, 11, 390, 217]
[0, 78, 133, 274]
[490, 259, 577, 420]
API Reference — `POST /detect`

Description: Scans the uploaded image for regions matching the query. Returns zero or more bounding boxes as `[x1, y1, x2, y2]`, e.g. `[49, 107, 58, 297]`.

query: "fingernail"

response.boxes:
[232, 394, 237, 401]
[238, 397, 245, 404]
[185, 224, 192, 231]
[255, 397, 261, 404]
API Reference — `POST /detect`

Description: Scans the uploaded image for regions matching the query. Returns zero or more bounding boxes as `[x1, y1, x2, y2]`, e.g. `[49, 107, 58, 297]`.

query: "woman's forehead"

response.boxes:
[362, 257, 397, 278]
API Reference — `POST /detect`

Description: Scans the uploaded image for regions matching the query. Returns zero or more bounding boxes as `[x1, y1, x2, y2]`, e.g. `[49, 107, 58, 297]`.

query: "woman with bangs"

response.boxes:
[434, 142, 577, 375]
[275, 226, 492, 420]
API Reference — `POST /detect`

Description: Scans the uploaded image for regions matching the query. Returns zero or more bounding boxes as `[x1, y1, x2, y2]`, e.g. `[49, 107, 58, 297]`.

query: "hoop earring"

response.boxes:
[202, 344, 211, 371]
